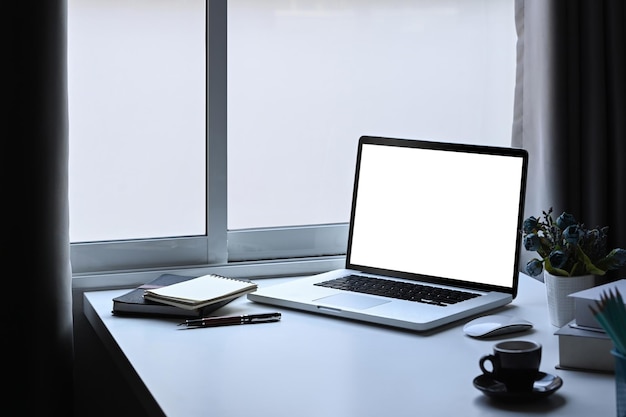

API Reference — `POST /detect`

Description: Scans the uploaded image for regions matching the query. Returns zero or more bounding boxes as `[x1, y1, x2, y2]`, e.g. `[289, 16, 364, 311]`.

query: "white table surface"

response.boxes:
[84, 273, 617, 417]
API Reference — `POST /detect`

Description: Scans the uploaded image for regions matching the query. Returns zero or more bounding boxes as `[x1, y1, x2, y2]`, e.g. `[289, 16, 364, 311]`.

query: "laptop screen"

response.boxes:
[347, 136, 528, 294]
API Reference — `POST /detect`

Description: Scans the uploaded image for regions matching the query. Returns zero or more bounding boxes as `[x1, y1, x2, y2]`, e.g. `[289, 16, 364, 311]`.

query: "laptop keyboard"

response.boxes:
[314, 275, 481, 307]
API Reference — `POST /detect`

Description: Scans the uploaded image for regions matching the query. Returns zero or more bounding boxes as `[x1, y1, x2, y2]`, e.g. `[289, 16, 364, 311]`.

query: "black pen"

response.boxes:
[178, 312, 281, 328]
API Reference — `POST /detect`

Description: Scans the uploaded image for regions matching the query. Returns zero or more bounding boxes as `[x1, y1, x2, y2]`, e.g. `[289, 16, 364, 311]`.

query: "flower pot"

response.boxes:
[543, 271, 596, 327]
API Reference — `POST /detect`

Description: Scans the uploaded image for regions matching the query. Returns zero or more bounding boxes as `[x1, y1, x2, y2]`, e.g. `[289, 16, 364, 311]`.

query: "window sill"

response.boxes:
[71, 255, 346, 291]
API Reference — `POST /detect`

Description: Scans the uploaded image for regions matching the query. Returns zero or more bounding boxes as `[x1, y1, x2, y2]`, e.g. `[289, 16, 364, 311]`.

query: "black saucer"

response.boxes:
[473, 371, 563, 401]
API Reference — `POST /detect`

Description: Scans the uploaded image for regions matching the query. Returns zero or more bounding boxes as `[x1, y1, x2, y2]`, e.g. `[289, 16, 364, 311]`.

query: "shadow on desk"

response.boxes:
[353, 304, 524, 338]
[473, 393, 566, 412]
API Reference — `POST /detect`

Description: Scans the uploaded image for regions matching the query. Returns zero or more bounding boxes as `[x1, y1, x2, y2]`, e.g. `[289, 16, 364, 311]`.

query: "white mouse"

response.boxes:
[463, 314, 533, 338]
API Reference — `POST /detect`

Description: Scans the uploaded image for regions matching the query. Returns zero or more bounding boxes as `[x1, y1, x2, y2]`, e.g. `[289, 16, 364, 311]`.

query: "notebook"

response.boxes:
[248, 135, 529, 332]
[144, 273, 258, 310]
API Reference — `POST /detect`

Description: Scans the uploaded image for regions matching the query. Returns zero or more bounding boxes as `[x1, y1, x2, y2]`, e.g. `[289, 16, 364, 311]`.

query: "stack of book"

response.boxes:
[112, 273, 258, 318]
[555, 279, 626, 373]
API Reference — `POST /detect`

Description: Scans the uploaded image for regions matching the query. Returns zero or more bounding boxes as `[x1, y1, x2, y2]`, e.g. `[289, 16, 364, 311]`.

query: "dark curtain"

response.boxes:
[513, 0, 626, 280]
[9, 1, 74, 414]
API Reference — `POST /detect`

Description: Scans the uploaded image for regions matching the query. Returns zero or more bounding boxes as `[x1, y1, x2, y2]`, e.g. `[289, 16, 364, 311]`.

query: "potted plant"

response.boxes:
[521, 208, 626, 326]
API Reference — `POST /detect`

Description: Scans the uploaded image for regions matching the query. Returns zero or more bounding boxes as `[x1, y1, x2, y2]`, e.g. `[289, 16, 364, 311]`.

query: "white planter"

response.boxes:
[544, 271, 596, 327]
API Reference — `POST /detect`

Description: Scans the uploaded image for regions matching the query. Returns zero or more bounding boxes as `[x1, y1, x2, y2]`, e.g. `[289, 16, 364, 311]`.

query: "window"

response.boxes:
[68, 0, 207, 243]
[69, 0, 516, 283]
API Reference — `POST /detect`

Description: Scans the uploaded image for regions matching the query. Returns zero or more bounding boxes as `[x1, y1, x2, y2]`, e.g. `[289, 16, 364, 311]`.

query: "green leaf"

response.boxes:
[575, 246, 605, 275]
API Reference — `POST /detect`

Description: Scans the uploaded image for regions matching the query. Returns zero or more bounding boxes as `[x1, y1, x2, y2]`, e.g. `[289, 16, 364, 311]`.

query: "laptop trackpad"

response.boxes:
[314, 293, 391, 310]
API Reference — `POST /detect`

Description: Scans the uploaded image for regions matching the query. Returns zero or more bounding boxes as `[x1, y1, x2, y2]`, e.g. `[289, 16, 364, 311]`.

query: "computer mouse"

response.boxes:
[463, 314, 533, 338]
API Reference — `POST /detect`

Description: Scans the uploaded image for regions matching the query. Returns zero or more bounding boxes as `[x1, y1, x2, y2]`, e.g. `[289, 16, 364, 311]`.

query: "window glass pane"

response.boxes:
[68, 0, 206, 243]
[227, 0, 515, 230]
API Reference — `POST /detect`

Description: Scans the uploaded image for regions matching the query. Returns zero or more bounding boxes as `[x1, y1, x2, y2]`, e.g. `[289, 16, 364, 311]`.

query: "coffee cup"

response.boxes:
[479, 340, 542, 392]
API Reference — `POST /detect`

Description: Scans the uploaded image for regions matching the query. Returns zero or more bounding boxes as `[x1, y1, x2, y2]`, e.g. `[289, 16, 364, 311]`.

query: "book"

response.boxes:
[569, 279, 626, 329]
[112, 274, 238, 318]
[555, 320, 615, 373]
[143, 273, 258, 310]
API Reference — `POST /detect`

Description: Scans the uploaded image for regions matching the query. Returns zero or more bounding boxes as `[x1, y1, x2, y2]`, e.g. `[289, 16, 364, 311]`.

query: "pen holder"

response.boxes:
[614, 349, 626, 417]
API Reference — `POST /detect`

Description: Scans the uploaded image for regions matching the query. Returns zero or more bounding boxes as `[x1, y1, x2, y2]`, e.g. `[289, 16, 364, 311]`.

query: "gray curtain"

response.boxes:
[10, 1, 74, 414]
[513, 0, 626, 280]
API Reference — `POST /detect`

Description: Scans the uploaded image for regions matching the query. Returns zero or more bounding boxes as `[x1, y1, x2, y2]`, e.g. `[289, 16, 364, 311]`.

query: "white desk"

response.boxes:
[84, 273, 617, 417]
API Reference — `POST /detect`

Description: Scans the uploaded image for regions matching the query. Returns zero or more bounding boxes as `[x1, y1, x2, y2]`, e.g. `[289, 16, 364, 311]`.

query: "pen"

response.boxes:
[178, 312, 281, 328]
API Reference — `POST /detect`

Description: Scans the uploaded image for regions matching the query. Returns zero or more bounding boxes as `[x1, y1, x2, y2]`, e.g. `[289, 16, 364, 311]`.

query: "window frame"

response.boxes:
[70, 0, 348, 285]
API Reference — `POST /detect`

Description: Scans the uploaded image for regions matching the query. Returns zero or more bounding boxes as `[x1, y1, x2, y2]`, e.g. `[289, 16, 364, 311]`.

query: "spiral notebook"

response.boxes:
[112, 273, 238, 318]
[144, 273, 258, 310]
[248, 136, 529, 332]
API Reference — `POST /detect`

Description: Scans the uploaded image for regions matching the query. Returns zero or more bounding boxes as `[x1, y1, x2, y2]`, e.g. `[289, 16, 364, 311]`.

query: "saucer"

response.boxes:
[473, 371, 563, 401]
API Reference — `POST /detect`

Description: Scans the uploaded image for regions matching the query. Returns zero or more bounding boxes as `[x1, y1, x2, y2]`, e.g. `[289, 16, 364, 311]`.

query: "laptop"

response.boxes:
[248, 136, 529, 331]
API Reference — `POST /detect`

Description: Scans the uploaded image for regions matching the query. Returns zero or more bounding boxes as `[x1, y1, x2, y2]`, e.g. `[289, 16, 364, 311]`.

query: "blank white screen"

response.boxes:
[349, 142, 524, 288]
